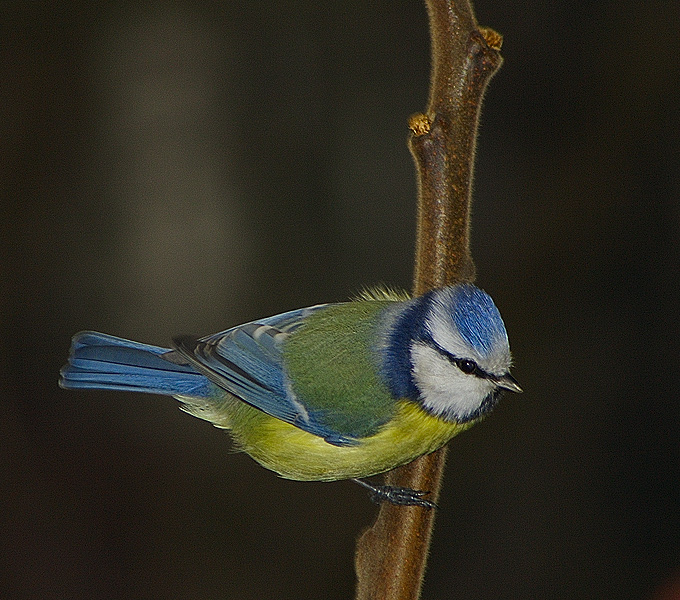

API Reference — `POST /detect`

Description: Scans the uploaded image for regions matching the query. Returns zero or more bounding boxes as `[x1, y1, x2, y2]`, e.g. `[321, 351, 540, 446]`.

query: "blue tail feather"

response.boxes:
[60, 331, 212, 397]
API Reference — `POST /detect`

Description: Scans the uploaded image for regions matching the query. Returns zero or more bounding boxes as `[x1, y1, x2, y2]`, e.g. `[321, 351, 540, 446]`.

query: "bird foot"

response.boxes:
[352, 479, 437, 509]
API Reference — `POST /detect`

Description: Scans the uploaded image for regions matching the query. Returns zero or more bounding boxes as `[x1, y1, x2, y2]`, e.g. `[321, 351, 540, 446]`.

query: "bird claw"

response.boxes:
[353, 479, 437, 509]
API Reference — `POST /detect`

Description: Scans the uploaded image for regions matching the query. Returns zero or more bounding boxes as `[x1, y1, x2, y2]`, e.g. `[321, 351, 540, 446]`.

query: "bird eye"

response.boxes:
[458, 359, 477, 374]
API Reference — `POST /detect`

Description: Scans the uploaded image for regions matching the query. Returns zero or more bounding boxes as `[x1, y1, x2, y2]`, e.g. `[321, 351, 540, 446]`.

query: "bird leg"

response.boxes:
[352, 478, 437, 509]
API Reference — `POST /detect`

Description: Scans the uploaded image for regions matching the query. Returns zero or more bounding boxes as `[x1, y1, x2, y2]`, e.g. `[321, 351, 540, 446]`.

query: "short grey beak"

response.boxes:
[495, 373, 523, 393]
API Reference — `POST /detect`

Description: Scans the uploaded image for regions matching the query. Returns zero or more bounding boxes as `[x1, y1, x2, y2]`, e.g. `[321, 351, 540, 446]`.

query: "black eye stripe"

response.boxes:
[429, 341, 489, 379]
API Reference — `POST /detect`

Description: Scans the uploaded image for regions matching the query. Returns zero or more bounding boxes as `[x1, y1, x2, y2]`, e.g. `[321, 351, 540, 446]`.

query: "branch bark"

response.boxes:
[354, 1, 502, 598]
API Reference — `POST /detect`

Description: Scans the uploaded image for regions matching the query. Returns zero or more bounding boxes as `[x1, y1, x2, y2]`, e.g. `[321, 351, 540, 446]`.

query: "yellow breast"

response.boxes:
[230, 400, 473, 481]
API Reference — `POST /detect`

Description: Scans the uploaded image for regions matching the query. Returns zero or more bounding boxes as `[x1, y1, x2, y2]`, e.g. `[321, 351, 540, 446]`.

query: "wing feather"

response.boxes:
[172, 305, 358, 447]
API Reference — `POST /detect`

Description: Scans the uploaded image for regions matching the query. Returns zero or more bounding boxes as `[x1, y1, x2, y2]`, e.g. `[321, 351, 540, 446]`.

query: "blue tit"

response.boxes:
[60, 283, 521, 507]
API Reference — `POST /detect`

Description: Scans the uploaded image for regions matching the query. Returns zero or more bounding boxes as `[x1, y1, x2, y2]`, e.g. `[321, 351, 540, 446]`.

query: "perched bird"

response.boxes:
[60, 284, 520, 507]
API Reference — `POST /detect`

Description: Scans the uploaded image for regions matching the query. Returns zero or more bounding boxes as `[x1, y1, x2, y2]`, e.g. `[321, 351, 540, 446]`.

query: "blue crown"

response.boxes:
[448, 284, 507, 357]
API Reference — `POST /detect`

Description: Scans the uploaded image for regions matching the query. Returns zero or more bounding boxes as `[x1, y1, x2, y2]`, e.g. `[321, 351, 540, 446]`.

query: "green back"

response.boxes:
[281, 300, 398, 439]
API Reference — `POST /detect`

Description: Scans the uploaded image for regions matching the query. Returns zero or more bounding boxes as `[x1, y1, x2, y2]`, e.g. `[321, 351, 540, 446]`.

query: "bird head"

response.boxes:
[385, 284, 521, 423]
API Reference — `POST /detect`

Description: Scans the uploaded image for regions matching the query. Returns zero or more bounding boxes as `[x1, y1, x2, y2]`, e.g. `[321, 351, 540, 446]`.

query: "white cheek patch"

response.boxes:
[410, 342, 495, 421]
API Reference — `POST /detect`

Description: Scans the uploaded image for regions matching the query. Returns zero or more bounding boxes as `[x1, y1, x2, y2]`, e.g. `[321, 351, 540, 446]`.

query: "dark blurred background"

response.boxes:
[2, 1, 679, 599]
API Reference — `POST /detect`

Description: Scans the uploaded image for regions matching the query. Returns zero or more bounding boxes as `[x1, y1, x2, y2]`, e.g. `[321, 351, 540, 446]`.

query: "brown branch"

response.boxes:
[354, 1, 502, 599]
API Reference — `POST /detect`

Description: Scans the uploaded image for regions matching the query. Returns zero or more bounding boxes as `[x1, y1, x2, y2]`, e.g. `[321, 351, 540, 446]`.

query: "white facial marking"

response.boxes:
[410, 342, 496, 421]
[426, 301, 511, 376]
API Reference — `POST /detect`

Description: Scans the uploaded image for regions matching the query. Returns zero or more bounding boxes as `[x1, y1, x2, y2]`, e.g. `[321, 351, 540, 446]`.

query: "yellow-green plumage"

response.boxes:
[180, 392, 470, 481]
[241, 399, 470, 481]
[282, 300, 396, 438]
[178, 290, 473, 481]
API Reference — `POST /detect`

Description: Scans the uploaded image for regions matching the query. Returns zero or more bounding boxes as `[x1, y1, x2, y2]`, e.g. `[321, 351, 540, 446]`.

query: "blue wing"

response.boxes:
[171, 304, 359, 447]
